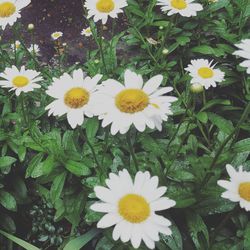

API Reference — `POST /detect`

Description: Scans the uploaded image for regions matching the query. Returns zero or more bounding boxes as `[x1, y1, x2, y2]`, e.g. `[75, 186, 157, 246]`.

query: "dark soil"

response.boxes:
[0, 0, 127, 64]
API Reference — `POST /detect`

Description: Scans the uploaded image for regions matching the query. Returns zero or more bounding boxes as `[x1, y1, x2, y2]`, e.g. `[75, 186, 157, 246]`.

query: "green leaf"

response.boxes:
[0, 191, 17, 211]
[41, 155, 55, 175]
[64, 160, 91, 176]
[208, 113, 234, 135]
[86, 117, 99, 140]
[25, 153, 44, 178]
[196, 112, 208, 124]
[186, 212, 209, 249]
[63, 229, 100, 250]
[244, 222, 250, 249]
[176, 36, 190, 46]
[50, 172, 67, 202]
[0, 229, 40, 250]
[233, 139, 250, 153]
[96, 236, 115, 250]
[0, 156, 16, 168]
[161, 222, 183, 250]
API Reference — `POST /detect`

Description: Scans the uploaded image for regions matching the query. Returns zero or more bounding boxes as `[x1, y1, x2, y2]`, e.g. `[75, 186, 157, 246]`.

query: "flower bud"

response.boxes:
[190, 83, 204, 93]
[162, 48, 169, 55]
[28, 23, 34, 31]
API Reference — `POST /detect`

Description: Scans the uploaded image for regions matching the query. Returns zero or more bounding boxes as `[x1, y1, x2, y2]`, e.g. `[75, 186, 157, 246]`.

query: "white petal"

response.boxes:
[94, 186, 117, 204]
[143, 75, 163, 95]
[97, 213, 121, 228]
[90, 202, 116, 213]
[150, 197, 176, 211]
[124, 69, 143, 89]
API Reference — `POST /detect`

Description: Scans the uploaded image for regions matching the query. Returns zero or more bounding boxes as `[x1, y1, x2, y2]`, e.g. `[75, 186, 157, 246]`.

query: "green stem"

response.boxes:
[13, 25, 52, 81]
[101, 128, 110, 165]
[126, 131, 139, 172]
[165, 121, 191, 175]
[20, 94, 48, 153]
[200, 101, 250, 188]
[79, 129, 101, 170]
[98, 25, 108, 75]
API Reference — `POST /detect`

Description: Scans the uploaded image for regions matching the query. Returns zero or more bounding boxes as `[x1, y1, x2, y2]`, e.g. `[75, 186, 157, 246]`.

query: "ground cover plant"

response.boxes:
[0, 0, 250, 249]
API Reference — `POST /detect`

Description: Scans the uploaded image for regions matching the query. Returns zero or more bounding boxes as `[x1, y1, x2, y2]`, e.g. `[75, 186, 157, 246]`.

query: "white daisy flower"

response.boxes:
[84, 0, 128, 25]
[185, 59, 225, 89]
[157, 0, 203, 17]
[51, 31, 63, 40]
[11, 40, 21, 50]
[93, 69, 177, 135]
[45, 69, 102, 129]
[0, 65, 42, 96]
[0, 0, 31, 30]
[233, 39, 250, 74]
[218, 164, 250, 211]
[91, 169, 176, 249]
[28, 44, 40, 55]
[81, 26, 92, 37]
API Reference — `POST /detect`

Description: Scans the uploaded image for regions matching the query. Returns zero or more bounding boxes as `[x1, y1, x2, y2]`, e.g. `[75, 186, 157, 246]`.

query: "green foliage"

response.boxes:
[0, 0, 250, 249]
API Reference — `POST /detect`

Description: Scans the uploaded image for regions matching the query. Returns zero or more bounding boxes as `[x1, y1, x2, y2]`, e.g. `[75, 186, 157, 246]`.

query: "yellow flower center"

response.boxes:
[198, 67, 214, 79]
[0, 2, 16, 18]
[115, 89, 149, 113]
[86, 28, 91, 33]
[118, 194, 150, 223]
[171, 0, 187, 9]
[15, 42, 20, 49]
[239, 182, 250, 201]
[64, 87, 89, 109]
[96, 0, 115, 13]
[12, 76, 29, 87]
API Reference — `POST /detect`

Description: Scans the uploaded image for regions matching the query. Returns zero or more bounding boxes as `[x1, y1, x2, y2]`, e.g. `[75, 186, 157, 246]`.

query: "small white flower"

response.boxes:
[218, 164, 250, 211]
[11, 40, 21, 50]
[45, 69, 102, 129]
[233, 39, 250, 74]
[0, 65, 42, 96]
[81, 26, 92, 37]
[84, 0, 128, 24]
[185, 59, 225, 89]
[51, 31, 63, 40]
[91, 169, 176, 249]
[0, 0, 31, 30]
[157, 0, 203, 17]
[28, 44, 40, 55]
[93, 69, 177, 135]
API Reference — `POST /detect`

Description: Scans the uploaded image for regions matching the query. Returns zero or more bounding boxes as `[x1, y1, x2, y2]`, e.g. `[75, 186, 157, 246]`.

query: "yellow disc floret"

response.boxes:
[0, 2, 16, 18]
[170, 0, 187, 9]
[64, 87, 89, 109]
[198, 67, 214, 79]
[96, 0, 115, 13]
[12, 76, 29, 87]
[239, 182, 250, 201]
[115, 89, 149, 113]
[118, 194, 150, 223]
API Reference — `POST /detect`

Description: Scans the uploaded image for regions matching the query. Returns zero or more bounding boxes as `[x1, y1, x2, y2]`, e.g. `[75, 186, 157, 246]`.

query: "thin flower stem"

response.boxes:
[79, 128, 101, 170]
[126, 131, 139, 172]
[98, 25, 108, 75]
[165, 121, 191, 176]
[20, 94, 48, 153]
[13, 25, 52, 81]
[210, 206, 238, 245]
[199, 101, 250, 188]
[101, 128, 110, 165]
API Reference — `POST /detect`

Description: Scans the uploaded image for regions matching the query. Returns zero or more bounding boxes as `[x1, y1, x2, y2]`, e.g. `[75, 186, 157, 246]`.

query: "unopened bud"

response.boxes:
[162, 48, 169, 55]
[28, 24, 34, 31]
[190, 83, 204, 93]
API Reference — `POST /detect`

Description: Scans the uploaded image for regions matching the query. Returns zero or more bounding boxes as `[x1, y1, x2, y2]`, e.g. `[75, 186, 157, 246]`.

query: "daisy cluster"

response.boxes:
[0, 0, 249, 249]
